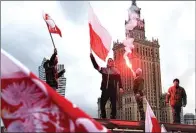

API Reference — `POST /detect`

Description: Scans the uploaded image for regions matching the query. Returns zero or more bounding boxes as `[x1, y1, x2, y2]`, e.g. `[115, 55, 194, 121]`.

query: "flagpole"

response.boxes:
[48, 29, 56, 49]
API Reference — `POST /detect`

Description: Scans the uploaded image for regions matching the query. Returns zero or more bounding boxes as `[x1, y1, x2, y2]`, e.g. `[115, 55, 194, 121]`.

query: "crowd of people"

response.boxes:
[45, 48, 187, 124]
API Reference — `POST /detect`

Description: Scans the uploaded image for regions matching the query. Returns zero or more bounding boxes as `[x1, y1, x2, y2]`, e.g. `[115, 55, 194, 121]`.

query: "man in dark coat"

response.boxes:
[90, 52, 123, 119]
[43, 48, 65, 90]
[133, 68, 145, 121]
[166, 78, 187, 124]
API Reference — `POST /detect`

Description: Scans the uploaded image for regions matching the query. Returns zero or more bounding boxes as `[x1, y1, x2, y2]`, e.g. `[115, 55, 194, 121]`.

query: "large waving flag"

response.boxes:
[88, 5, 112, 61]
[1, 49, 109, 132]
[145, 99, 161, 132]
[43, 12, 62, 37]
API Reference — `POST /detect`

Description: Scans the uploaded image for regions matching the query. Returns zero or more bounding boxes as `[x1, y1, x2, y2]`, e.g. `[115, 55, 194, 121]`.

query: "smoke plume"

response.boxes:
[123, 4, 141, 77]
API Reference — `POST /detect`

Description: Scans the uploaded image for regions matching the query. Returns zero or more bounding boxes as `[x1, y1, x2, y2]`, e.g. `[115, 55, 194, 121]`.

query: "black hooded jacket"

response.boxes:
[90, 54, 122, 92]
[43, 52, 64, 89]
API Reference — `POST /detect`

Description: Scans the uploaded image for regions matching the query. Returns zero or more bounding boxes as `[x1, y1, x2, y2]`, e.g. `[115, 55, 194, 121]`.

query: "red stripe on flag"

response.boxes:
[47, 24, 62, 37]
[151, 117, 161, 132]
[43, 12, 62, 37]
[89, 23, 109, 61]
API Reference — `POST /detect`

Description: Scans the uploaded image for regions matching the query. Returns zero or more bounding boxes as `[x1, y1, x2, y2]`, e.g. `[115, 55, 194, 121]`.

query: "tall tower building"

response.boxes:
[98, 0, 172, 122]
[113, 0, 162, 121]
[38, 58, 66, 97]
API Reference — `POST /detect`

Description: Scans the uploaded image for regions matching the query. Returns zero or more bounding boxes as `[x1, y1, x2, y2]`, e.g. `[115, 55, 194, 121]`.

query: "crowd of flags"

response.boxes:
[1, 4, 168, 133]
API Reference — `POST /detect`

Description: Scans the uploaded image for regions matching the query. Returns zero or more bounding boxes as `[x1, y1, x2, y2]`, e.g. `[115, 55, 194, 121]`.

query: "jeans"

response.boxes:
[135, 95, 145, 121]
[172, 105, 181, 124]
[100, 89, 117, 119]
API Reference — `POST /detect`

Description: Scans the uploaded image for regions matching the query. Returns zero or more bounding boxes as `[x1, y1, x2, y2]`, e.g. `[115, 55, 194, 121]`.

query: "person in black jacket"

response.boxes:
[43, 48, 65, 90]
[90, 53, 123, 119]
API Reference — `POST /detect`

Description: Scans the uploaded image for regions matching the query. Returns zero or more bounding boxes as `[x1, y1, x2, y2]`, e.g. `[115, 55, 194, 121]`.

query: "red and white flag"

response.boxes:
[1, 49, 109, 132]
[88, 5, 112, 61]
[43, 12, 62, 37]
[161, 124, 167, 132]
[145, 99, 161, 132]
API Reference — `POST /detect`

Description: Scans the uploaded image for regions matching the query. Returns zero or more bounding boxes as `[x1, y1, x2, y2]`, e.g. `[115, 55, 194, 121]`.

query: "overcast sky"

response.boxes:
[1, 1, 195, 117]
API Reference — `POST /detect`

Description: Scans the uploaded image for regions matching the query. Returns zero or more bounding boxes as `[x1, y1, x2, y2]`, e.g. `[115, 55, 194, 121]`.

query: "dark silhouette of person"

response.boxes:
[43, 48, 65, 90]
[90, 52, 123, 119]
[166, 78, 187, 124]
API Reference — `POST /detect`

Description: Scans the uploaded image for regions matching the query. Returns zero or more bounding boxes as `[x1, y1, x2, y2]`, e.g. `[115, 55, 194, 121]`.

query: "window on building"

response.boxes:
[139, 47, 141, 55]
[143, 48, 144, 56]
[137, 47, 139, 53]
[147, 48, 150, 56]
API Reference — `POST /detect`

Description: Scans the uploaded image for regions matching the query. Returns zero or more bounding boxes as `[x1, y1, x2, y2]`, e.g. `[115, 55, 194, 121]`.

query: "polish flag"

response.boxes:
[88, 5, 112, 61]
[145, 99, 161, 132]
[1, 49, 109, 132]
[161, 124, 167, 132]
[43, 12, 62, 37]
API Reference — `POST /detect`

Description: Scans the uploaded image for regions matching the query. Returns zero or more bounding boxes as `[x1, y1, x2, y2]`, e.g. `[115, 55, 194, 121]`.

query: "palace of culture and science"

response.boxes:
[97, 0, 175, 123]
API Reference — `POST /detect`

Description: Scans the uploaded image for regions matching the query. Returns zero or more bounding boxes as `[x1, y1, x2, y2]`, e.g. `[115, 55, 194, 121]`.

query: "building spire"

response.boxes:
[132, 0, 137, 6]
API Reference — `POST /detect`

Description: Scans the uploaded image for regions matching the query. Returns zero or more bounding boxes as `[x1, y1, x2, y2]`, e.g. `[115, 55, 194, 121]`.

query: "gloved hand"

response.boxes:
[61, 69, 65, 74]
[54, 48, 57, 54]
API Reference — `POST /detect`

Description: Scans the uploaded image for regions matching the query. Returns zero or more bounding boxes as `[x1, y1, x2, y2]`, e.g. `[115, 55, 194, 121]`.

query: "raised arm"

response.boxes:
[57, 69, 65, 78]
[43, 61, 48, 69]
[182, 88, 187, 106]
[49, 48, 57, 65]
[90, 53, 102, 73]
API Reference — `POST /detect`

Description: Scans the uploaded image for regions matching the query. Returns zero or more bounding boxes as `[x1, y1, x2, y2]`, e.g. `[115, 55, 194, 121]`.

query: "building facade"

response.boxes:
[97, 98, 112, 118]
[181, 107, 184, 124]
[184, 113, 196, 125]
[38, 58, 66, 97]
[160, 93, 173, 123]
[98, 0, 172, 122]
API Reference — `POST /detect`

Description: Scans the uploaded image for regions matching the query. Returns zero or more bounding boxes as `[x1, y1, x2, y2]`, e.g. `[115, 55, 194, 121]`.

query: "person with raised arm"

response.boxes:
[43, 48, 65, 90]
[90, 51, 123, 119]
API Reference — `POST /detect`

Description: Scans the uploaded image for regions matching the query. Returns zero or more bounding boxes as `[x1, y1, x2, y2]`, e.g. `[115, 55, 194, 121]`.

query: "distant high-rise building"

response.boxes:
[56, 64, 66, 97]
[38, 58, 47, 82]
[38, 58, 66, 97]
